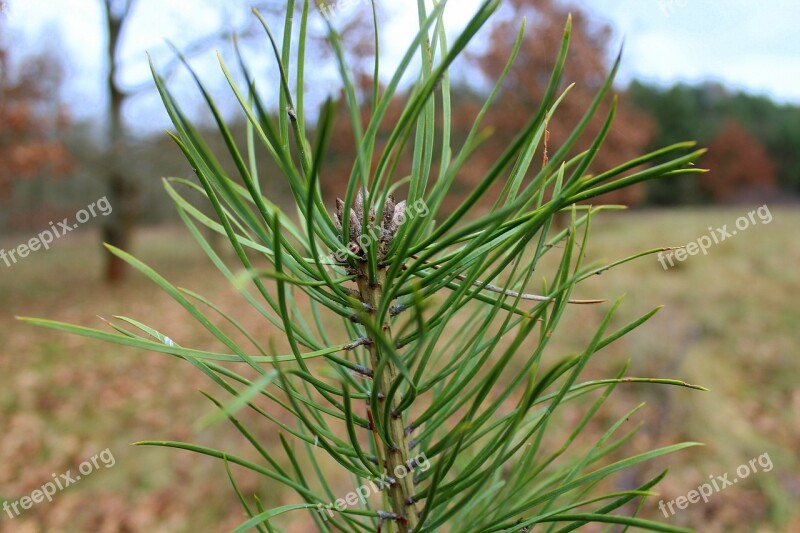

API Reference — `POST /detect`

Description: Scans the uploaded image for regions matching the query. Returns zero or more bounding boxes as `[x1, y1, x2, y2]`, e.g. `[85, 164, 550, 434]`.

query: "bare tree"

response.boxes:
[98, 0, 261, 282]
[100, 0, 136, 282]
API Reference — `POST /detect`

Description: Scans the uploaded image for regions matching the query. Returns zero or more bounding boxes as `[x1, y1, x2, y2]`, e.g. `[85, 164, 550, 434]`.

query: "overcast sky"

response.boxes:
[3, 0, 799, 132]
[581, 0, 800, 102]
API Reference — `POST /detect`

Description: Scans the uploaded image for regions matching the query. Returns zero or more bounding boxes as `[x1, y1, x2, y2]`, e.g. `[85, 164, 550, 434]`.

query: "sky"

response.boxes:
[580, 0, 800, 103]
[2, 0, 799, 132]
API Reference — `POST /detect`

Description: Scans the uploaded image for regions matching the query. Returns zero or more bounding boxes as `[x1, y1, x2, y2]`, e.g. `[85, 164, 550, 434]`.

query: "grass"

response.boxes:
[1, 207, 798, 532]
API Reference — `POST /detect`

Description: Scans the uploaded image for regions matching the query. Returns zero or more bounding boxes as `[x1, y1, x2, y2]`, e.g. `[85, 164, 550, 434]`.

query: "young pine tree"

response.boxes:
[24, 2, 706, 531]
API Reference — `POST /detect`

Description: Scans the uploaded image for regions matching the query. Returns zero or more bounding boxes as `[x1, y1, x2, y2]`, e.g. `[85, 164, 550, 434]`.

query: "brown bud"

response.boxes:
[349, 208, 361, 244]
[391, 200, 407, 231]
[382, 194, 396, 230]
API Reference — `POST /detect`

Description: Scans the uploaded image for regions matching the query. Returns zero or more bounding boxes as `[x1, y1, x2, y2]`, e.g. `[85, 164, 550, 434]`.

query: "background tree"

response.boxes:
[701, 120, 777, 202]
[627, 80, 798, 203]
[100, 0, 137, 283]
[98, 0, 271, 282]
[0, 23, 71, 208]
[467, 0, 655, 209]
[320, 0, 655, 211]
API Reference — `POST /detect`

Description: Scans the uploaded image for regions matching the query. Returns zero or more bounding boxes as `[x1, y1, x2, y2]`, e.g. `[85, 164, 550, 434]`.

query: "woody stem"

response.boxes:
[355, 266, 420, 532]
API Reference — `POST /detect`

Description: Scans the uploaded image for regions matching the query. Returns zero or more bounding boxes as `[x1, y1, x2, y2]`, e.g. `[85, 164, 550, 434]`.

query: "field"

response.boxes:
[1, 207, 798, 532]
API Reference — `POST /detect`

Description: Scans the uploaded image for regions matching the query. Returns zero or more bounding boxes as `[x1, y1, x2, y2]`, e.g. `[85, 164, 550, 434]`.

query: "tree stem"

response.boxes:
[356, 267, 420, 532]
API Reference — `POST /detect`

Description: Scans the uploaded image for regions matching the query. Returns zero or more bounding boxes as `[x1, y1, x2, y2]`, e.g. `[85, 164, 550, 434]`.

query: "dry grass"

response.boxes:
[1, 207, 798, 532]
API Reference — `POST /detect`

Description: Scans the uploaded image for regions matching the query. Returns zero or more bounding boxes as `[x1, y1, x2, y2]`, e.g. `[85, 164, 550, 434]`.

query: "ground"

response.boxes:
[0, 207, 798, 532]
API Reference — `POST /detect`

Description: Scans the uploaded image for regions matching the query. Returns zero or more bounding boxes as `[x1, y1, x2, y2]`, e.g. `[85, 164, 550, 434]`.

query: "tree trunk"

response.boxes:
[102, 0, 136, 284]
[102, 169, 137, 282]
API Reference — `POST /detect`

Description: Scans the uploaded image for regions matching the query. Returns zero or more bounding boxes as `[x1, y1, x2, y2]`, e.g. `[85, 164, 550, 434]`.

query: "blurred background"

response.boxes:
[1, 0, 798, 531]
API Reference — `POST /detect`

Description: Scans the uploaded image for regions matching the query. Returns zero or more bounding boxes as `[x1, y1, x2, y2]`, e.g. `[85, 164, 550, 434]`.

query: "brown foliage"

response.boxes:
[469, 0, 654, 209]
[0, 42, 72, 200]
[701, 120, 777, 202]
[322, 88, 411, 200]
